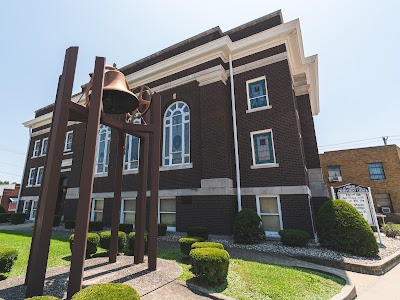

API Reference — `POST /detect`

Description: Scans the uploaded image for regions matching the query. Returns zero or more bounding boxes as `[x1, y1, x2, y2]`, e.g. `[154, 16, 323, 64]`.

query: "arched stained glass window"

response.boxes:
[163, 102, 190, 166]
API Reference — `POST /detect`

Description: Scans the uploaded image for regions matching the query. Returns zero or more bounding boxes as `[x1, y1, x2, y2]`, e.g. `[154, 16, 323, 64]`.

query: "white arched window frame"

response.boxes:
[163, 102, 190, 166]
[124, 134, 140, 171]
[95, 125, 111, 174]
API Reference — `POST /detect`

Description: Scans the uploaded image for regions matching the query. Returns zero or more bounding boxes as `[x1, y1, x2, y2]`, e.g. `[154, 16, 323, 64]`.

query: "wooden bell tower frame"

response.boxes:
[24, 47, 161, 299]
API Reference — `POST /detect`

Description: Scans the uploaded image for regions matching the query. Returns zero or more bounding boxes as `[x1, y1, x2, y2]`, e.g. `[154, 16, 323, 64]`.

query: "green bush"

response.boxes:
[279, 229, 310, 247]
[10, 213, 26, 225]
[128, 232, 148, 253]
[179, 237, 205, 255]
[187, 226, 208, 240]
[53, 215, 62, 227]
[0, 248, 18, 273]
[99, 231, 126, 252]
[0, 206, 6, 214]
[316, 200, 379, 257]
[191, 242, 224, 250]
[233, 208, 265, 244]
[190, 248, 230, 285]
[71, 283, 140, 300]
[0, 213, 11, 223]
[382, 223, 400, 238]
[119, 223, 133, 234]
[158, 224, 167, 236]
[88, 221, 104, 232]
[69, 233, 100, 258]
[25, 296, 60, 300]
[65, 220, 76, 229]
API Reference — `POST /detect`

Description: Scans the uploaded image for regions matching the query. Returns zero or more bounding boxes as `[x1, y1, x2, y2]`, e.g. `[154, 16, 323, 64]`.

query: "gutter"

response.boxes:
[229, 55, 242, 212]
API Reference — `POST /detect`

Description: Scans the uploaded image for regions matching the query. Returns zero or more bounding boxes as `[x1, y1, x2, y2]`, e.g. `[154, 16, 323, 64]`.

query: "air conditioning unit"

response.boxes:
[382, 207, 391, 214]
[329, 176, 342, 182]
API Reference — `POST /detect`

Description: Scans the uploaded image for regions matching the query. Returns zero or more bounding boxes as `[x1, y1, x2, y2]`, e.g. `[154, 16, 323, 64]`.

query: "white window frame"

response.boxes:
[162, 101, 190, 167]
[35, 166, 44, 186]
[256, 195, 283, 237]
[32, 140, 41, 158]
[246, 76, 271, 112]
[29, 200, 38, 221]
[64, 130, 73, 152]
[95, 125, 111, 175]
[158, 197, 176, 232]
[27, 168, 36, 187]
[90, 198, 104, 222]
[250, 129, 278, 169]
[123, 134, 140, 173]
[40, 138, 48, 156]
[120, 198, 136, 226]
[22, 200, 29, 214]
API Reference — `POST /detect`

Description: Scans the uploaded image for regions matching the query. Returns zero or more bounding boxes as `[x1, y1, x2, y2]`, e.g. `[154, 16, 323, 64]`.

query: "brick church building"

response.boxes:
[18, 10, 328, 238]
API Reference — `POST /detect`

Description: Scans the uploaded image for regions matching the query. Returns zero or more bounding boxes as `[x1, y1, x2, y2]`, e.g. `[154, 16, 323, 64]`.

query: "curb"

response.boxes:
[295, 248, 400, 275]
[176, 281, 236, 300]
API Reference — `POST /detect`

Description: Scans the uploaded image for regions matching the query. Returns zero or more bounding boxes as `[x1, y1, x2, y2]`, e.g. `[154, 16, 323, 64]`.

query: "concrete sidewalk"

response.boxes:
[0, 222, 34, 231]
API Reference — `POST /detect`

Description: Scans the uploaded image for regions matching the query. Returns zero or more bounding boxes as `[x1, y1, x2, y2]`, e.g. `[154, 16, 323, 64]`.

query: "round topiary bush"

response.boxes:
[25, 296, 60, 300]
[190, 248, 230, 285]
[233, 208, 265, 244]
[316, 200, 379, 257]
[191, 242, 224, 250]
[99, 231, 127, 252]
[128, 232, 148, 253]
[187, 226, 208, 240]
[279, 229, 310, 247]
[0, 247, 18, 273]
[179, 237, 205, 255]
[69, 233, 100, 258]
[71, 283, 140, 300]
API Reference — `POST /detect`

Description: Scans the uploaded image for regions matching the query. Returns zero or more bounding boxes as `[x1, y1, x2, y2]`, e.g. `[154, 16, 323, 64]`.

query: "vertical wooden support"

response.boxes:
[148, 94, 161, 270]
[109, 129, 125, 263]
[67, 56, 105, 299]
[25, 47, 78, 298]
[134, 122, 150, 263]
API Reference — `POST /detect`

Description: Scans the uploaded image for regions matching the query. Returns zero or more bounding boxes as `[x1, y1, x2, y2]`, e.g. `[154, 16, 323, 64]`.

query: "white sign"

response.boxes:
[337, 191, 374, 225]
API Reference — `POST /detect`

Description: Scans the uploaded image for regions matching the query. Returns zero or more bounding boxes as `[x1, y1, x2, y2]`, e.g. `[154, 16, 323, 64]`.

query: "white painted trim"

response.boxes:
[29, 200, 38, 221]
[232, 52, 287, 76]
[63, 151, 73, 156]
[64, 130, 73, 152]
[61, 168, 72, 173]
[27, 168, 36, 187]
[159, 163, 193, 172]
[120, 197, 136, 226]
[94, 173, 108, 178]
[123, 169, 139, 175]
[61, 158, 73, 167]
[250, 129, 277, 167]
[90, 198, 104, 222]
[256, 195, 283, 237]
[246, 105, 272, 114]
[40, 138, 48, 156]
[246, 76, 269, 111]
[32, 140, 41, 158]
[158, 197, 176, 232]
[35, 166, 44, 186]
[20, 196, 39, 201]
[22, 200, 29, 214]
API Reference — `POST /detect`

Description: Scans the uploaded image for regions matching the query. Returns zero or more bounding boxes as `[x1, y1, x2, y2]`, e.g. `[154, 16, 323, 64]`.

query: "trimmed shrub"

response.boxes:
[279, 229, 310, 247]
[0, 213, 11, 223]
[71, 283, 140, 300]
[316, 200, 379, 257]
[233, 208, 265, 244]
[158, 224, 167, 236]
[53, 215, 62, 227]
[128, 232, 148, 253]
[65, 220, 76, 229]
[25, 297, 60, 300]
[187, 226, 208, 240]
[69, 233, 100, 257]
[99, 231, 127, 252]
[0, 206, 6, 214]
[10, 213, 26, 225]
[382, 223, 400, 238]
[191, 242, 224, 250]
[88, 221, 104, 232]
[0, 248, 18, 273]
[179, 237, 205, 255]
[119, 223, 133, 234]
[190, 248, 230, 285]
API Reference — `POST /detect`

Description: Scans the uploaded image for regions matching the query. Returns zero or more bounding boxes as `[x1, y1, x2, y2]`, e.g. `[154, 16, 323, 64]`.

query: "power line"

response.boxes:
[319, 135, 400, 148]
[0, 170, 21, 177]
[0, 161, 24, 169]
[0, 146, 25, 155]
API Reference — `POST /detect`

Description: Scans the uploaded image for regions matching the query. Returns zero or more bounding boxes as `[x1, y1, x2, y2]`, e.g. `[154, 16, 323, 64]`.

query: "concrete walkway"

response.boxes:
[0, 222, 34, 231]
[143, 281, 211, 300]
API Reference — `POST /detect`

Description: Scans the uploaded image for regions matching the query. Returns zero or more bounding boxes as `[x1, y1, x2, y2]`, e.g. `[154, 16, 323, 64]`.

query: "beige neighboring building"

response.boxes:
[320, 145, 400, 221]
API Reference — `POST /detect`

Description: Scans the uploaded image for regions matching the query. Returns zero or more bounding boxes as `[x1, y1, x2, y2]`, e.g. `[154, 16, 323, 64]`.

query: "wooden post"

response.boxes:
[25, 47, 78, 297]
[109, 129, 125, 263]
[67, 56, 105, 299]
[147, 94, 161, 270]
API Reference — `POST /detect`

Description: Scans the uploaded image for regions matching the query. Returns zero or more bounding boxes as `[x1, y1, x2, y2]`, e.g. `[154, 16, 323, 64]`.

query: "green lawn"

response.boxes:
[395, 224, 400, 230]
[1, 231, 345, 300]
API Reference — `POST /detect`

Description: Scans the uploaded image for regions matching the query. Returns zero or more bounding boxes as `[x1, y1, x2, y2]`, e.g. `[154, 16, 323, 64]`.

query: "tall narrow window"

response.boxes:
[251, 129, 276, 166]
[120, 198, 136, 224]
[30, 200, 38, 220]
[158, 198, 176, 231]
[95, 125, 111, 174]
[64, 131, 73, 152]
[246, 76, 269, 110]
[27, 168, 36, 186]
[368, 162, 385, 180]
[41, 138, 48, 156]
[91, 198, 104, 222]
[163, 102, 190, 166]
[35, 167, 44, 186]
[124, 134, 140, 170]
[256, 196, 282, 236]
[33, 140, 41, 157]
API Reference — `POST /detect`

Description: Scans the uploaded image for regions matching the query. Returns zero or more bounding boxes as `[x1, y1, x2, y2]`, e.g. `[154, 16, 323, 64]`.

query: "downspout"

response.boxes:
[229, 55, 242, 212]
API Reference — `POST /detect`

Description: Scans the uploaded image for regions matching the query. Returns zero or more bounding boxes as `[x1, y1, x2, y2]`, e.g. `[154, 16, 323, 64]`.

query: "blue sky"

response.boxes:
[1, 0, 399, 182]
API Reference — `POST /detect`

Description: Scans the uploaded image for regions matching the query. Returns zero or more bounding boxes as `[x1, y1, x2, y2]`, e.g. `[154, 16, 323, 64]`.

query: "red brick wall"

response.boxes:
[1, 185, 20, 212]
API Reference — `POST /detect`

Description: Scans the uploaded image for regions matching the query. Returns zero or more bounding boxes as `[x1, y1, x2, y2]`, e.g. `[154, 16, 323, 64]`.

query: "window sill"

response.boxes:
[39, 154, 46, 157]
[63, 151, 73, 155]
[251, 163, 279, 169]
[123, 169, 139, 175]
[34, 184, 41, 187]
[94, 173, 108, 178]
[160, 163, 193, 172]
[246, 105, 272, 114]
[166, 226, 176, 232]
[26, 185, 33, 188]
[31, 156, 38, 159]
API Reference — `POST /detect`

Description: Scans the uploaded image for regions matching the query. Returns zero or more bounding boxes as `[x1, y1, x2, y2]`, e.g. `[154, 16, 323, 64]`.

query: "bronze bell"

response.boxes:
[102, 67, 139, 114]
